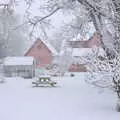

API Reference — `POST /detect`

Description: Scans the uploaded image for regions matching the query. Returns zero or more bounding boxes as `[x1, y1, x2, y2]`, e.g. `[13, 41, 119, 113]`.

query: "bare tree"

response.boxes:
[0, 9, 28, 57]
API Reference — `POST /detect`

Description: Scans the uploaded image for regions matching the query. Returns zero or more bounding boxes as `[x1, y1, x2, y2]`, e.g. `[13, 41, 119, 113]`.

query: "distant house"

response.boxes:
[68, 32, 105, 72]
[3, 56, 35, 78]
[25, 38, 58, 68]
[68, 32, 100, 48]
[68, 63, 87, 72]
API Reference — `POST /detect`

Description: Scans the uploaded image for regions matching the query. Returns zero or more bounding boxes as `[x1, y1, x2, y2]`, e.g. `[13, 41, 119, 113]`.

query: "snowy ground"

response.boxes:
[0, 74, 120, 120]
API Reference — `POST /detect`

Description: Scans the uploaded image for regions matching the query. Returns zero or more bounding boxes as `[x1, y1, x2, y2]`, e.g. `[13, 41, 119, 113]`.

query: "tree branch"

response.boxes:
[77, 0, 112, 20]
[29, 7, 61, 26]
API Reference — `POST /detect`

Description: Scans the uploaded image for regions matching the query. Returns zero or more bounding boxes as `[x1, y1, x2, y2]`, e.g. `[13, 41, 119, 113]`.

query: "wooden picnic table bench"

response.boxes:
[32, 75, 57, 87]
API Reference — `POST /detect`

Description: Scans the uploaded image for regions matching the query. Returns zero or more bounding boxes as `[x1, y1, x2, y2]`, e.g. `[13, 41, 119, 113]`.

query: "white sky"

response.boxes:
[15, 0, 74, 39]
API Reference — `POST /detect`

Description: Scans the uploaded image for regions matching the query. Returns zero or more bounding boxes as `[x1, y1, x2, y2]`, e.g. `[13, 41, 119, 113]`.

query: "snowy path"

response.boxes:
[0, 75, 120, 120]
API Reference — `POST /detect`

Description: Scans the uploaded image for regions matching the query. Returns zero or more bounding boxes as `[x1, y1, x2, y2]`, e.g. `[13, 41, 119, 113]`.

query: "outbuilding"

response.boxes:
[3, 56, 35, 78]
[25, 38, 58, 68]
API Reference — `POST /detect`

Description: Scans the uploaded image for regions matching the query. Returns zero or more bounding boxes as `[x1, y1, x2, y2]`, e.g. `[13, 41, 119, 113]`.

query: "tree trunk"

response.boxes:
[116, 99, 120, 112]
[77, 0, 116, 59]
[112, 0, 120, 53]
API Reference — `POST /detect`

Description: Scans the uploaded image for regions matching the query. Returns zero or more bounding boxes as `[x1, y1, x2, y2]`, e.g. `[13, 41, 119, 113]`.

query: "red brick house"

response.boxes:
[68, 32, 104, 72]
[25, 38, 58, 68]
[68, 63, 87, 72]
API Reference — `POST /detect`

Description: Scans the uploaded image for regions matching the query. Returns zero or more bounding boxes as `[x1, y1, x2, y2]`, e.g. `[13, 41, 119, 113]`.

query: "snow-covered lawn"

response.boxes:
[0, 74, 120, 120]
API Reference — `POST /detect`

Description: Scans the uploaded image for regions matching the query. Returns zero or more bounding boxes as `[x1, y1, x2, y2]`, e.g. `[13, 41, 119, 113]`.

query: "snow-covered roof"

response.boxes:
[72, 47, 105, 57]
[72, 48, 91, 57]
[41, 39, 58, 55]
[3, 56, 34, 66]
[24, 38, 58, 56]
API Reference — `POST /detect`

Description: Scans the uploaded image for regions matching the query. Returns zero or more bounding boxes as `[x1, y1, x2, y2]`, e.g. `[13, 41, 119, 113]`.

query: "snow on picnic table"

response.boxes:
[0, 74, 120, 120]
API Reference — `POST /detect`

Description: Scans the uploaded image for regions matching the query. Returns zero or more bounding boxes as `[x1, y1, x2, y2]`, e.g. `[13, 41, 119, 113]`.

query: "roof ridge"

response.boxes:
[38, 38, 58, 55]
[24, 38, 58, 56]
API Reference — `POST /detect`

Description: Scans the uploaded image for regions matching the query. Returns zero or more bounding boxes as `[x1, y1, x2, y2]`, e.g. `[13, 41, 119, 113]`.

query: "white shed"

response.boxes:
[3, 56, 35, 78]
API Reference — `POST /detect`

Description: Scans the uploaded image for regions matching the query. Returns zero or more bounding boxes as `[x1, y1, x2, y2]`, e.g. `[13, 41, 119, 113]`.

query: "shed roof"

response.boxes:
[3, 56, 34, 66]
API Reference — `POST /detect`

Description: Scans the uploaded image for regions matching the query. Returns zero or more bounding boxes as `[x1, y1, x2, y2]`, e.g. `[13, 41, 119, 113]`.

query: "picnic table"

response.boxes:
[32, 75, 57, 87]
